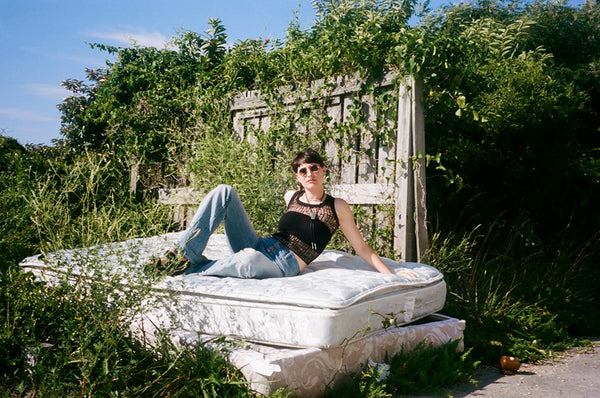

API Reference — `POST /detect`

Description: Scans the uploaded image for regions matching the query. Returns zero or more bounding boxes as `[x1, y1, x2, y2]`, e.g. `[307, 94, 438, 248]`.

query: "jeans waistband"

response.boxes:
[258, 237, 300, 277]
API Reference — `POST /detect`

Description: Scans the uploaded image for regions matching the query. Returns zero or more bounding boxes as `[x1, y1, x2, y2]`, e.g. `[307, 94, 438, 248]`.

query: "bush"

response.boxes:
[427, 223, 598, 363]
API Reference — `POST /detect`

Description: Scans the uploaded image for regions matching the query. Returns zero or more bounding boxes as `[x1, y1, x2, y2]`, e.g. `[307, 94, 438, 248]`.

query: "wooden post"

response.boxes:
[395, 76, 428, 262]
[130, 163, 139, 196]
[395, 78, 414, 261]
[412, 77, 429, 262]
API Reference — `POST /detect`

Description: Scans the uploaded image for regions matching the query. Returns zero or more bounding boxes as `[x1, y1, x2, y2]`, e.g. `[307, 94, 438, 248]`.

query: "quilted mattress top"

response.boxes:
[20, 232, 444, 310]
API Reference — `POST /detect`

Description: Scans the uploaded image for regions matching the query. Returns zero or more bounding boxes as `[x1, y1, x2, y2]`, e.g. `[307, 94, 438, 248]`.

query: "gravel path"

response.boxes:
[441, 338, 600, 398]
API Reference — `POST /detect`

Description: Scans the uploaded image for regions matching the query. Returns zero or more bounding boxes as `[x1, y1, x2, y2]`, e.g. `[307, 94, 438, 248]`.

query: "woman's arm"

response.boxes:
[335, 198, 416, 277]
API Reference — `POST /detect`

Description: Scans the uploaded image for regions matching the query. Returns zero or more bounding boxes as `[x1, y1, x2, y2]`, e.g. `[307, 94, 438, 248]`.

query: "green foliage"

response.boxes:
[384, 339, 477, 395]
[0, 138, 34, 269]
[0, 139, 173, 273]
[416, 2, 600, 361]
[58, 21, 232, 193]
[26, 152, 171, 253]
[54, 0, 600, 252]
[0, 141, 285, 395]
[58, 67, 109, 151]
[526, 0, 600, 68]
[0, 137, 71, 271]
[421, 0, 600, 244]
[280, 0, 416, 79]
[183, 133, 297, 234]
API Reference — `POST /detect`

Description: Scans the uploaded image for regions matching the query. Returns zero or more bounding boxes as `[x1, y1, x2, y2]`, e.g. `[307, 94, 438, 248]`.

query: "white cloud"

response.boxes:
[20, 46, 109, 69]
[87, 29, 172, 49]
[25, 84, 70, 99]
[0, 108, 55, 122]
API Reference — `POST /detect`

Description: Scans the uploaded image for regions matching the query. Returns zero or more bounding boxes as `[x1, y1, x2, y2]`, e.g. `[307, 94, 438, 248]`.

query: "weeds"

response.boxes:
[26, 152, 173, 254]
[2, 134, 595, 395]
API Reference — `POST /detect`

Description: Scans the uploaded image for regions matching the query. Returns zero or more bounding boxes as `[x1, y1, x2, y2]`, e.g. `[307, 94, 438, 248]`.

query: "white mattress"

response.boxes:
[20, 232, 446, 348]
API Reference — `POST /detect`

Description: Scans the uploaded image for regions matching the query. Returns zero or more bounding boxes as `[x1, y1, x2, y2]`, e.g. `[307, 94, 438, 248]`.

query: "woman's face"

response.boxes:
[295, 162, 326, 189]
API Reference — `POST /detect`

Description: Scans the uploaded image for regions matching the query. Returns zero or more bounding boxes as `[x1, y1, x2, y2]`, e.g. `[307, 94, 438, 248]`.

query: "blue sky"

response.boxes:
[1, 0, 321, 145]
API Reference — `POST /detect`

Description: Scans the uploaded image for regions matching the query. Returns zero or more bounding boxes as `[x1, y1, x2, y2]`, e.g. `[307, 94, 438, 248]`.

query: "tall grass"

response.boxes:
[0, 263, 278, 397]
[325, 339, 478, 397]
[26, 152, 173, 254]
[427, 219, 599, 363]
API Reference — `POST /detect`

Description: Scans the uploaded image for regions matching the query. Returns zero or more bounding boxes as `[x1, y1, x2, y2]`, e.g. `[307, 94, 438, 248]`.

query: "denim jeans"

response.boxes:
[176, 184, 300, 278]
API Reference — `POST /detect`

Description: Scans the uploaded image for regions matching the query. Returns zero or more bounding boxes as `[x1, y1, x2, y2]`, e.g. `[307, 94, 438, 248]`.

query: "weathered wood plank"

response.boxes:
[230, 69, 396, 111]
[260, 115, 271, 133]
[411, 77, 429, 262]
[328, 183, 394, 205]
[378, 145, 395, 184]
[130, 164, 139, 195]
[158, 188, 204, 205]
[340, 95, 358, 184]
[159, 184, 395, 208]
[358, 95, 377, 184]
[325, 99, 343, 184]
[395, 76, 415, 261]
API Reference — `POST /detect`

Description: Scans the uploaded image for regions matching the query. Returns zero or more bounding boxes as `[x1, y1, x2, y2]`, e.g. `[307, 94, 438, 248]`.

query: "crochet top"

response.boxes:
[273, 191, 339, 264]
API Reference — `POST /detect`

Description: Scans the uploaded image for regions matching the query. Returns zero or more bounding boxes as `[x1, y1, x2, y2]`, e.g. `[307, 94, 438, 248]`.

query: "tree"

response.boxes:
[58, 21, 230, 188]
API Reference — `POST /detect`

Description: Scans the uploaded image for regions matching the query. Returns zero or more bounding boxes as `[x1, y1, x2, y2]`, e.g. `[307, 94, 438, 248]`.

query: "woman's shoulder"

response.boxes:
[333, 196, 351, 215]
[284, 190, 301, 206]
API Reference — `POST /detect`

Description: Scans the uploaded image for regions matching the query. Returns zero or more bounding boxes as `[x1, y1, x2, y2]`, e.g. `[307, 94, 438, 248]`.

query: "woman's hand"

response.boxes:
[397, 269, 417, 278]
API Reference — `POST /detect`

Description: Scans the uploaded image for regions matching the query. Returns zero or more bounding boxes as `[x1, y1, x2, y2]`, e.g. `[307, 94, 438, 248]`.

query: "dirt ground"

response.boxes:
[437, 337, 600, 398]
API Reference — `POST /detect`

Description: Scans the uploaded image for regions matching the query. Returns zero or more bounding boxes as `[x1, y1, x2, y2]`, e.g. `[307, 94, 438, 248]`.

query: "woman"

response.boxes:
[148, 148, 416, 279]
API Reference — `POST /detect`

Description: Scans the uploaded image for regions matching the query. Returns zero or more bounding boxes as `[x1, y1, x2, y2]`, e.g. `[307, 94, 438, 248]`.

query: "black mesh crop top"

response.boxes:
[272, 191, 339, 264]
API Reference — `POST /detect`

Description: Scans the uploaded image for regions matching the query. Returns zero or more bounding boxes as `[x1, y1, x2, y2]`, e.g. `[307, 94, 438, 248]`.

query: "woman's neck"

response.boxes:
[303, 188, 325, 203]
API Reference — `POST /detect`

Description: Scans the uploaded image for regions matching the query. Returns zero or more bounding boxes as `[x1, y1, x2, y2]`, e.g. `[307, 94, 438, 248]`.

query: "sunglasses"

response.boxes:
[297, 164, 321, 175]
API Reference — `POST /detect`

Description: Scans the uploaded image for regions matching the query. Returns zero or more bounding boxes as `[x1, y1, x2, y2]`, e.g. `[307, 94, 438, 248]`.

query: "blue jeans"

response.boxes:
[176, 185, 300, 278]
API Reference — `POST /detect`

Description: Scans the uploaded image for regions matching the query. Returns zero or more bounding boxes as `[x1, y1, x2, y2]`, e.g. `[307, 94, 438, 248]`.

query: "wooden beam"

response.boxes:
[230, 69, 397, 111]
[329, 183, 394, 205]
[395, 76, 414, 261]
[411, 77, 429, 262]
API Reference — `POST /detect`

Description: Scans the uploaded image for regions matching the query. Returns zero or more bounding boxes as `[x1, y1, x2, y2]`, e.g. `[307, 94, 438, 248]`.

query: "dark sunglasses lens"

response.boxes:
[298, 165, 319, 175]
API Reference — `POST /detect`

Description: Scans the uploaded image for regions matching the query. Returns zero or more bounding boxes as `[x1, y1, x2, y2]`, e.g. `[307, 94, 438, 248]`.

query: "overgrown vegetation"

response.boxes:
[2, 0, 599, 395]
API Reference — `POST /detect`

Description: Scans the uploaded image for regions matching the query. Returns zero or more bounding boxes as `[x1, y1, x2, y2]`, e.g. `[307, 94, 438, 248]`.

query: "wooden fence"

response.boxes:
[159, 70, 428, 262]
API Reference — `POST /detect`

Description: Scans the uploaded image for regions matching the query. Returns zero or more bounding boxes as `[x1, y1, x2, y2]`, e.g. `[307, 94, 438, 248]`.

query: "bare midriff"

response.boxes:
[293, 252, 308, 273]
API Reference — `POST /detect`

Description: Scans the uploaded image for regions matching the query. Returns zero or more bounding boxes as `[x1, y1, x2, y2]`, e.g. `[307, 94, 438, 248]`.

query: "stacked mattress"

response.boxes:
[180, 313, 466, 397]
[20, 232, 447, 349]
[20, 232, 459, 396]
